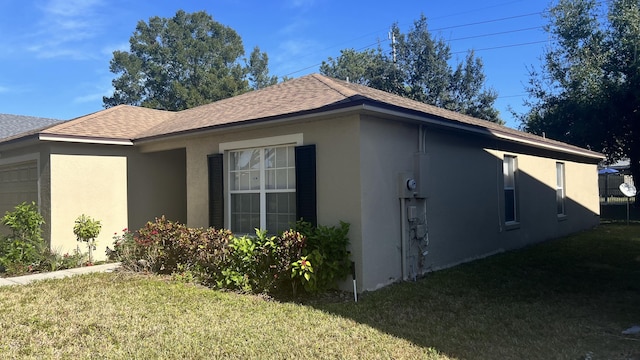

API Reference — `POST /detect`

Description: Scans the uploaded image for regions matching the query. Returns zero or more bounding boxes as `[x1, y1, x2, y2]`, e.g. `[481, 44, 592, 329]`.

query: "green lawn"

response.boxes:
[1, 224, 639, 359]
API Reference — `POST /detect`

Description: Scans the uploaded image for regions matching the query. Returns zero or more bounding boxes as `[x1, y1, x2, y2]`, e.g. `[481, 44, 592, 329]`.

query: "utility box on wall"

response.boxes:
[397, 171, 416, 198]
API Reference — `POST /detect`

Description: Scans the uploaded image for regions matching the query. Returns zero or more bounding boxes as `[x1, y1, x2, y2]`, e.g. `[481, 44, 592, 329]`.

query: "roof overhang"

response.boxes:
[135, 99, 604, 162]
[38, 134, 134, 146]
[359, 103, 605, 161]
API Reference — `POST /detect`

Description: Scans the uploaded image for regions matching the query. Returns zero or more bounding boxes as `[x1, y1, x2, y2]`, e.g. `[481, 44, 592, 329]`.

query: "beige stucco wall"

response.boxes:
[127, 149, 187, 230]
[50, 154, 128, 261]
[358, 115, 417, 289]
[140, 114, 365, 285]
[139, 112, 601, 292]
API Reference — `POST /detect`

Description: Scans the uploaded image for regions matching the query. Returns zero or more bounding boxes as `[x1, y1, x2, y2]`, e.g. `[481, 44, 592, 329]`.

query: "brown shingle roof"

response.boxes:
[136, 74, 603, 159]
[41, 105, 175, 141]
[0, 73, 603, 159]
[138, 74, 360, 139]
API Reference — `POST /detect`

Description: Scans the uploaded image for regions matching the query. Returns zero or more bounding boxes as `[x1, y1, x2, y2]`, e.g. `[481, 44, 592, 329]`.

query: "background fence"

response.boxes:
[599, 173, 635, 205]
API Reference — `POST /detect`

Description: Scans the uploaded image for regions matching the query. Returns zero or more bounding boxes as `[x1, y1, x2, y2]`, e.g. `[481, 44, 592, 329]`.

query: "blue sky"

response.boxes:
[0, 0, 551, 128]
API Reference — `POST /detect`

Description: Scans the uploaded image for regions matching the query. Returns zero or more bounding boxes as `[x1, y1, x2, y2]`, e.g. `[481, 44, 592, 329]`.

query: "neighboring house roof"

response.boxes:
[0, 74, 604, 160]
[0, 113, 61, 140]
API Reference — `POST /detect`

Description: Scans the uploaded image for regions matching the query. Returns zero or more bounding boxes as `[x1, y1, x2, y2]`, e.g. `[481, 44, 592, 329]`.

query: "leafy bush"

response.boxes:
[110, 216, 350, 297]
[221, 229, 307, 294]
[0, 202, 46, 274]
[110, 217, 233, 284]
[295, 220, 351, 293]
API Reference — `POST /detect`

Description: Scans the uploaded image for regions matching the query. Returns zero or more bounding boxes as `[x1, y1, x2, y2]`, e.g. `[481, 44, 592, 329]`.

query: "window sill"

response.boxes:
[504, 221, 520, 231]
[557, 214, 568, 222]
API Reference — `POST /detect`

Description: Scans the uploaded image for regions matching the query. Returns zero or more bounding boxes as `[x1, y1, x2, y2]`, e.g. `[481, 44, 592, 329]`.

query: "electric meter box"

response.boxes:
[397, 172, 416, 198]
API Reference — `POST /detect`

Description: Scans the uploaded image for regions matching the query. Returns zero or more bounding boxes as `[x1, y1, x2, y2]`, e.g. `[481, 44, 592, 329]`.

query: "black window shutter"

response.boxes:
[295, 144, 317, 226]
[208, 153, 224, 229]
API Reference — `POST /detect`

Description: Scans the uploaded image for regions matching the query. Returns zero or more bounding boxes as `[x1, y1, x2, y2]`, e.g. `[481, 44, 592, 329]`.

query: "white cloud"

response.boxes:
[73, 91, 107, 104]
[73, 78, 113, 104]
[101, 42, 130, 57]
[0, 86, 9, 93]
[288, 0, 316, 9]
[27, 0, 107, 59]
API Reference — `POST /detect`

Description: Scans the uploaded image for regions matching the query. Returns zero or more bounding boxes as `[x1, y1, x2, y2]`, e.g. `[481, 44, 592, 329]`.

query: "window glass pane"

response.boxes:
[276, 169, 287, 189]
[230, 172, 240, 191]
[267, 193, 278, 213]
[266, 215, 277, 233]
[556, 163, 564, 187]
[266, 192, 296, 233]
[239, 172, 249, 190]
[230, 152, 237, 171]
[505, 189, 516, 222]
[265, 148, 275, 169]
[288, 146, 295, 167]
[231, 193, 260, 234]
[276, 147, 287, 168]
[265, 169, 275, 189]
[503, 157, 514, 188]
[250, 150, 261, 170]
[288, 168, 295, 188]
[557, 189, 564, 214]
[250, 170, 260, 190]
[231, 150, 249, 170]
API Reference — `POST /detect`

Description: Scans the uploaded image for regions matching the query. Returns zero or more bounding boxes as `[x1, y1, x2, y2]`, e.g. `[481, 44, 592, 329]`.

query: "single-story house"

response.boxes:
[0, 74, 603, 291]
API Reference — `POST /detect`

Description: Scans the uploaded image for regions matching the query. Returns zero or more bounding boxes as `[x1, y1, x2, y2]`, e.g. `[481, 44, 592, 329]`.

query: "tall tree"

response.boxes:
[519, 0, 640, 190]
[104, 10, 250, 111]
[320, 14, 501, 123]
[247, 46, 278, 90]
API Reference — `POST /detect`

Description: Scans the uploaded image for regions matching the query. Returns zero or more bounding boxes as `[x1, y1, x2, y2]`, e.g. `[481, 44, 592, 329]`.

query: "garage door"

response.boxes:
[0, 160, 39, 218]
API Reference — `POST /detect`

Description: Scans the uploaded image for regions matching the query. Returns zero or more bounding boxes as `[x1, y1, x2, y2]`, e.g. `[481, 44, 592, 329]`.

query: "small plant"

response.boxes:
[0, 202, 46, 275]
[39, 249, 86, 272]
[291, 256, 314, 296]
[73, 214, 101, 264]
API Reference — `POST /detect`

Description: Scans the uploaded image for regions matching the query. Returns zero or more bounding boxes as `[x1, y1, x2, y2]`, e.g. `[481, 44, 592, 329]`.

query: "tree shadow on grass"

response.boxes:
[303, 225, 640, 360]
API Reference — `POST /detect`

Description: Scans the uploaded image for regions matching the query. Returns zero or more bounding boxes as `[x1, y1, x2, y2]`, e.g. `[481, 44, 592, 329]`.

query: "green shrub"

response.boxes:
[295, 220, 351, 293]
[110, 217, 233, 284]
[0, 202, 46, 274]
[110, 216, 350, 297]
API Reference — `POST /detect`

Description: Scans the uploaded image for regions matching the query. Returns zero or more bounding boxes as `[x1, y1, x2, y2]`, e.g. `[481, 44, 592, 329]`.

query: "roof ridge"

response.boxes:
[311, 74, 360, 99]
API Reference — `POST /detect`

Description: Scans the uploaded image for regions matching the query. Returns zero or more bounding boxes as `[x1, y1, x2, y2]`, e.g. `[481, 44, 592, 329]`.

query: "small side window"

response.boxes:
[503, 155, 519, 224]
[556, 162, 566, 216]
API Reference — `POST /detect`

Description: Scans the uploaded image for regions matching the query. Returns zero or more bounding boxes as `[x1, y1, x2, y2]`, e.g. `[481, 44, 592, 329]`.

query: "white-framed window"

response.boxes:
[556, 162, 565, 216]
[503, 155, 518, 223]
[221, 134, 303, 234]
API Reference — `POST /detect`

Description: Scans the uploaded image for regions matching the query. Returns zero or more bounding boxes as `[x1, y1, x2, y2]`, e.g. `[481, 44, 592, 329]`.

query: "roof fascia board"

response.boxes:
[134, 104, 365, 145]
[0, 135, 41, 152]
[360, 104, 604, 160]
[135, 98, 601, 161]
[38, 134, 133, 146]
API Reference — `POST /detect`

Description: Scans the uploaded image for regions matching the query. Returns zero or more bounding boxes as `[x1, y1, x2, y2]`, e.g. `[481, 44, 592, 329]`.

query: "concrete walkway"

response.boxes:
[0, 262, 120, 287]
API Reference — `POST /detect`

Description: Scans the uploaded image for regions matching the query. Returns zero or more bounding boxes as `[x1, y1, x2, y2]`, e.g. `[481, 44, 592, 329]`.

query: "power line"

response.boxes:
[281, 9, 548, 78]
[430, 12, 542, 32]
[448, 26, 543, 42]
[451, 40, 549, 55]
